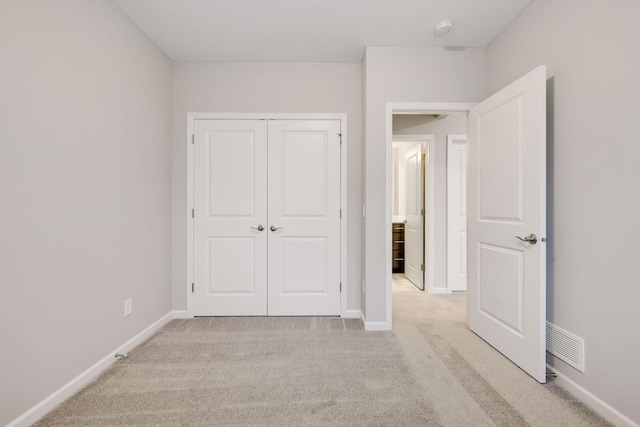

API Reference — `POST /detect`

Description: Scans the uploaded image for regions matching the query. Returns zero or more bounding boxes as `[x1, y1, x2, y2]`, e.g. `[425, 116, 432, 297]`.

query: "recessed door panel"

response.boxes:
[478, 244, 524, 335]
[207, 237, 255, 294]
[282, 133, 327, 218]
[478, 97, 524, 222]
[207, 132, 255, 217]
[282, 237, 328, 294]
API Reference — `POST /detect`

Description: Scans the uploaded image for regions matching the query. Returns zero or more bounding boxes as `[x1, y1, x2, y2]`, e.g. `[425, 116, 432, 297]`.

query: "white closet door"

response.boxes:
[193, 120, 268, 316]
[267, 120, 341, 315]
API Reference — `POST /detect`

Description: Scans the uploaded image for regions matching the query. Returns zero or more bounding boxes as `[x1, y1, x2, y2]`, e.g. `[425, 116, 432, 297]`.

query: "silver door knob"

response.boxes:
[270, 225, 283, 232]
[250, 225, 264, 232]
[515, 234, 537, 244]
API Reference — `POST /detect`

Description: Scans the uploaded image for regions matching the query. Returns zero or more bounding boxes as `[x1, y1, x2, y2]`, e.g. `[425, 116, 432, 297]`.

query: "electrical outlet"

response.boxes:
[124, 299, 133, 317]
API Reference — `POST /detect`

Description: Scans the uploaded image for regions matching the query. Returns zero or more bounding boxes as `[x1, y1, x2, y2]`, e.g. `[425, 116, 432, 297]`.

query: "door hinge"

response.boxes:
[421, 208, 425, 216]
[337, 133, 342, 145]
[192, 134, 194, 144]
[192, 208, 194, 218]
[340, 282, 342, 292]
[339, 209, 342, 219]
[421, 264, 425, 272]
[191, 283, 194, 293]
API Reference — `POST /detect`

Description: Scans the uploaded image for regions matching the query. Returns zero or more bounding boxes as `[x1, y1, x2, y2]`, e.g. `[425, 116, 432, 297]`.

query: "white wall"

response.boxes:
[486, 0, 640, 423]
[171, 62, 363, 312]
[0, 1, 172, 425]
[393, 114, 467, 292]
[363, 47, 484, 322]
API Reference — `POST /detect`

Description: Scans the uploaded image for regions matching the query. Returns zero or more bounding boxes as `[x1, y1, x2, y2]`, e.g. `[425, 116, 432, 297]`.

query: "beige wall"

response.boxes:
[171, 62, 363, 313]
[486, 0, 640, 423]
[393, 114, 467, 292]
[363, 47, 484, 322]
[0, 1, 173, 425]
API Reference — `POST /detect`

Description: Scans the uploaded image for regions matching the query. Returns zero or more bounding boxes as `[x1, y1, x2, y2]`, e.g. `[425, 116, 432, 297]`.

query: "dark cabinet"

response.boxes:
[392, 222, 405, 273]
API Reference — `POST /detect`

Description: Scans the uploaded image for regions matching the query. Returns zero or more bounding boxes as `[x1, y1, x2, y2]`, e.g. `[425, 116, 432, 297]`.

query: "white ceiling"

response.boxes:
[112, 0, 531, 63]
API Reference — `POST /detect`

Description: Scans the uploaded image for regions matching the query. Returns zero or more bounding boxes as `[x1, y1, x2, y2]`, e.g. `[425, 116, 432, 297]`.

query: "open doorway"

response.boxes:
[390, 112, 468, 298]
[391, 136, 431, 290]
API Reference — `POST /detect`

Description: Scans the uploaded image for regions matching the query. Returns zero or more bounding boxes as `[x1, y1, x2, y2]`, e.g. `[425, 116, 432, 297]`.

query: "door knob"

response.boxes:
[515, 233, 537, 244]
[270, 225, 283, 232]
[250, 225, 264, 232]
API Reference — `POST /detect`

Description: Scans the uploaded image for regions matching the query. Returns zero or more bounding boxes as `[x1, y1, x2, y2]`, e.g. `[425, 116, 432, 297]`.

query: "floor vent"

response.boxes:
[546, 322, 585, 373]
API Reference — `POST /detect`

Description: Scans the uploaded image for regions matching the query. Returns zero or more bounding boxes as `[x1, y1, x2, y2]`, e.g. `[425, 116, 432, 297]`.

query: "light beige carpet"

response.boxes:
[34, 277, 609, 426]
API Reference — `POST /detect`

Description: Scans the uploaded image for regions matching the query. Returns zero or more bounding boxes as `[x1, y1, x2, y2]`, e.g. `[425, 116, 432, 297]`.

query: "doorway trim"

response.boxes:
[391, 134, 435, 293]
[385, 103, 476, 330]
[186, 113, 349, 318]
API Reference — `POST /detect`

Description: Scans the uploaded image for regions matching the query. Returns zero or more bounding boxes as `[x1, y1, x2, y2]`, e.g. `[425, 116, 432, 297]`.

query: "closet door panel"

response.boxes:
[193, 120, 268, 316]
[267, 120, 341, 315]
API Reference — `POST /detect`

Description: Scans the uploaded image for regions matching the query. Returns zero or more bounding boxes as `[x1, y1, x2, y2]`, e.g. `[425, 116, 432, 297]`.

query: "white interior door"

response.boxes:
[267, 120, 341, 315]
[193, 120, 268, 316]
[447, 136, 467, 292]
[404, 143, 424, 290]
[467, 66, 547, 383]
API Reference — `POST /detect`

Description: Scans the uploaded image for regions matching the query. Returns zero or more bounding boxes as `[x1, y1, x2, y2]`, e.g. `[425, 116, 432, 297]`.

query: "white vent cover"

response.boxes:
[546, 322, 585, 373]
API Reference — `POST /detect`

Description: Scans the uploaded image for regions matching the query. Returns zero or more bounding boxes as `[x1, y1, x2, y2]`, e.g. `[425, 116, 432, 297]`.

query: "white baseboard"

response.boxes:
[548, 364, 639, 427]
[360, 311, 391, 331]
[171, 310, 189, 319]
[7, 312, 174, 427]
[428, 288, 451, 295]
[341, 309, 361, 319]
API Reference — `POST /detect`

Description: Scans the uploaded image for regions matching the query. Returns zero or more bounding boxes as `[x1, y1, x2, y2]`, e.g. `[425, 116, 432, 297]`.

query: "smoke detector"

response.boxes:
[435, 20, 453, 37]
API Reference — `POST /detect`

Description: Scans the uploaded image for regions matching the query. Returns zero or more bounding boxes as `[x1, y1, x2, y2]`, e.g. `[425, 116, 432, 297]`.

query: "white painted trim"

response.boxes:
[548, 364, 639, 427]
[360, 311, 388, 331]
[390, 103, 477, 115]
[341, 309, 361, 319]
[7, 312, 173, 427]
[339, 118, 349, 318]
[364, 321, 389, 331]
[171, 310, 189, 319]
[186, 113, 348, 318]
[186, 113, 195, 318]
[385, 103, 476, 331]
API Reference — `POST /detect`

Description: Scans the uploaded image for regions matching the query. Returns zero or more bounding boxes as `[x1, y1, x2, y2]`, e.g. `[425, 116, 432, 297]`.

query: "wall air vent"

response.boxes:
[546, 322, 585, 373]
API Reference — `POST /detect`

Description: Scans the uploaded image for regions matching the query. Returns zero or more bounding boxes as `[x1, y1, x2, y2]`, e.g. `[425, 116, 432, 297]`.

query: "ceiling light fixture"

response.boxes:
[434, 20, 453, 37]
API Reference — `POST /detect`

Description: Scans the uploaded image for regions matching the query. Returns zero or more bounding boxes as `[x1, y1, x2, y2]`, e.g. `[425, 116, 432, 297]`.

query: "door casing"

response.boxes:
[186, 113, 349, 318]
[384, 103, 476, 330]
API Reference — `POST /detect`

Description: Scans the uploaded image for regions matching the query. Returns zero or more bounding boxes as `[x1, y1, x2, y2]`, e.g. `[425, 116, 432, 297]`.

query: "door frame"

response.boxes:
[385, 103, 476, 330]
[186, 113, 349, 318]
[391, 134, 435, 293]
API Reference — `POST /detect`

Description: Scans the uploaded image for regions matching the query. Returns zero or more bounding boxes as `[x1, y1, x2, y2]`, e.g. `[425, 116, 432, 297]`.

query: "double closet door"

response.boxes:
[193, 119, 341, 316]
